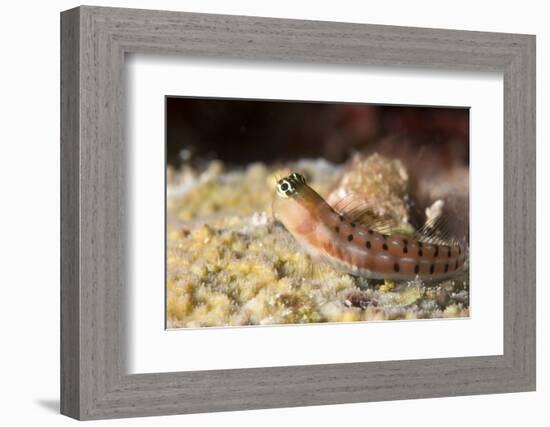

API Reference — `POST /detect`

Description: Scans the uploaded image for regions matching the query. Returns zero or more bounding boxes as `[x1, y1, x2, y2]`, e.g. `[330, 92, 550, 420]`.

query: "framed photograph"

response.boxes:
[165, 98, 471, 330]
[60, 6, 536, 420]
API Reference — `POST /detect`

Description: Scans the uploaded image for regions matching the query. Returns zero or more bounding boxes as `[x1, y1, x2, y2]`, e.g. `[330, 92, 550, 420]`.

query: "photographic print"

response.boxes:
[60, 8, 535, 418]
[166, 98, 470, 329]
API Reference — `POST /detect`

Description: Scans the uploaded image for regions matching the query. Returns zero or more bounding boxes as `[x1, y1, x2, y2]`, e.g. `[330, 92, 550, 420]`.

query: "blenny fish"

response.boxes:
[273, 172, 466, 281]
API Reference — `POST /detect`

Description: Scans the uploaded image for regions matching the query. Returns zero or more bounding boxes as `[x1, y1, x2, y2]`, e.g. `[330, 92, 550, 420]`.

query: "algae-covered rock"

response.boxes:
[166, 155, 469, 328]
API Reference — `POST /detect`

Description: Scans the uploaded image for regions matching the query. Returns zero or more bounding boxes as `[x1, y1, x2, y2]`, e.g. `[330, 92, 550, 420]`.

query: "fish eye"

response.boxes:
[276, 179, 295, 198]
[290, 172, 306, 184]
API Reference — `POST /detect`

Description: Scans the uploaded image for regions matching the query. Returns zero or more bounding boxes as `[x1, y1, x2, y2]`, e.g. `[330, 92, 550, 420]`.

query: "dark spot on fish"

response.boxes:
[335, 226, 340, 233]
[383, 234, 388, 240]
[394, 263, 400, 272]
[445, 263, 449, 273]
[403, 245, 408, 254]
[418, 249, 423, 257]
[448, 247, 452, 258]
[403, 239, 408, 245]
[350, 222, 356, 227]
[347, 234, 353, 242]
[434, 245, 439, 257]
[418, 241, 423, 248]
[414, 264, 420, 274]
[458, 246, 462, 255]
[366, 241, 371, 249]
[368, 229, 374, 235]
[430, 264, 435, 274]
[339, 214, 344, 221]
[455, 260, 459, 270]
[382, 243, 388, 251]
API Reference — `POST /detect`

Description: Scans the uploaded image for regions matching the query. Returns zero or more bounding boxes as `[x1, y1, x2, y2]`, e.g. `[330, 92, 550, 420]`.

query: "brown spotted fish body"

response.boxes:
[273, 173, 466, 281]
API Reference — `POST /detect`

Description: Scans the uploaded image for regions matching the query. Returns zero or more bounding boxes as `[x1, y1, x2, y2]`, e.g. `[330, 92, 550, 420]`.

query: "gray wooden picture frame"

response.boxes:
[60, 5, 536, 420]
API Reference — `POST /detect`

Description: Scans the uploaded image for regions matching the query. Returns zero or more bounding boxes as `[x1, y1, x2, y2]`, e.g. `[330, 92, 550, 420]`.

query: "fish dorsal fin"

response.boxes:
[414, 216, 460, 246]
[413, 200, 461, 246]
[333, 195, 461, 245]
[332, 193, 412, 236]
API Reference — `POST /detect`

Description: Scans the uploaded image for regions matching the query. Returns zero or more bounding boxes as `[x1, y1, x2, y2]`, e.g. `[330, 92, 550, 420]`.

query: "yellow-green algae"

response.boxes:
[167, 155, 469, 328]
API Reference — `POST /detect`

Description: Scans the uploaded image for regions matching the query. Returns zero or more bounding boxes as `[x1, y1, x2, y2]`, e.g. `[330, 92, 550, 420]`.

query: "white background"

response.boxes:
[0, 1, 546, 426]
[129, 57, 503, 373]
